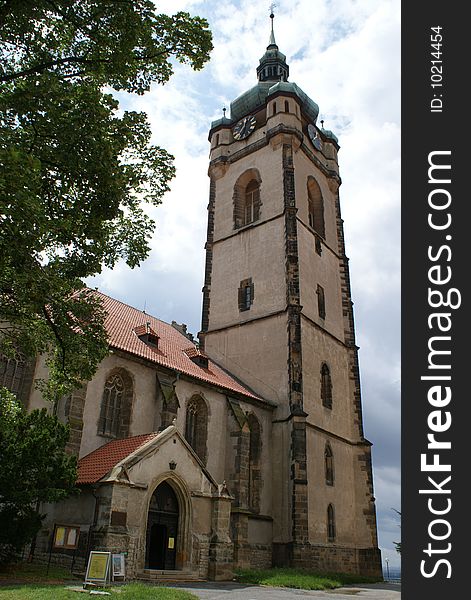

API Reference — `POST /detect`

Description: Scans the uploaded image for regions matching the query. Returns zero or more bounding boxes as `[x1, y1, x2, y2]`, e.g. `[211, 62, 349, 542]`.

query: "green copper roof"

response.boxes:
[268, 81, 319, 123]
[259, 45, 287, 65]
[229, 82, 272, 122]
[209, 116, 232, 129]
[321, 128, 339, 143]
[229, 80, 319, 124]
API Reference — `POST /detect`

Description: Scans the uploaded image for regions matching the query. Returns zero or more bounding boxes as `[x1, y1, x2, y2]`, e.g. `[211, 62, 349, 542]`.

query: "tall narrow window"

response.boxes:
[233, 170, 262, 229]
[327, 504, 336, 541]
[185, 395, 208, 464]
[248, 414, 262, 512]
[321, 363, 333, 409]
[98, 369, 133, 438]
[307, 177, 325, 238]
[99, 373, 124, 437]
[317, 284, 326, 319]
[238, 278, 254, 312]
[284, 100, 289, 113]
[244, 180, 260, 225]
[272, 102, 277, 116]
[325, 443, 334, 486]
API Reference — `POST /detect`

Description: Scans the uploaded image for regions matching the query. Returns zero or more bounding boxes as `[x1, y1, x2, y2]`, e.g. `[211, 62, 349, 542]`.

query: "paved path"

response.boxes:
[170, 582, 401, 600]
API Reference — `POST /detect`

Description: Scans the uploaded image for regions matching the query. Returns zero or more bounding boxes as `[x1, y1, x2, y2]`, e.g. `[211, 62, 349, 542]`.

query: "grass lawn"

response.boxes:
[0, 584, 198, 599]
[0, 562, 77, 584]
[0, 563, 197, 600]
[235, 567, 383, 590]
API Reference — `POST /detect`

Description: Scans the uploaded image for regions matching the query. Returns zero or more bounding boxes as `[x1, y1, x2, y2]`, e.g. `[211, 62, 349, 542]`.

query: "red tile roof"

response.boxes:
[77, 433, 157, 484]
[94, 290, 262, 401]
[133, 324, 159, 339]
[183, 346, 207, 359]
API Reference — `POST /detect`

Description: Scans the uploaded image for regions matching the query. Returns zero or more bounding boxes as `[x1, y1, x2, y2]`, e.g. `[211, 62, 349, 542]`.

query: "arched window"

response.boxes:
[307, 177, 325, 238]
[244, 180, 260, 225]
[98, 369, 133, 438]
[327, 504, 336, 541]
[317, 284, 326, 319]
[0, 353, 26, 397]
[321, 363, 333, 409]
[325, 443, 334, 486]
[284, 100, 289, 113]
[185, 395, 208, 464]
[272, 101, 277, 116]
[233, 169, 262, 229]
[248, 413, 262, 512]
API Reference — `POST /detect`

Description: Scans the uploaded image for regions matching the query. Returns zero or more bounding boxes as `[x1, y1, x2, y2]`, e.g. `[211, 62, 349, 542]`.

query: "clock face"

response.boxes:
[308, 124, 323, 151]
[233, 115, 257, 140]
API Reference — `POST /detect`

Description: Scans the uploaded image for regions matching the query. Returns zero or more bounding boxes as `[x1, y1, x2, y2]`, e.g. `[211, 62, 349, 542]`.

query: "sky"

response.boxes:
[88, 0, 401, 568]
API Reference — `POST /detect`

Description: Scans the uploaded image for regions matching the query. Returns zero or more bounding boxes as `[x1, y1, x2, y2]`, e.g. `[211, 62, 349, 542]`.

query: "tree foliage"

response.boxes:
[392, 508, 401, 554]
[0, 1, 212, 399]
[0, 389, 78, 564]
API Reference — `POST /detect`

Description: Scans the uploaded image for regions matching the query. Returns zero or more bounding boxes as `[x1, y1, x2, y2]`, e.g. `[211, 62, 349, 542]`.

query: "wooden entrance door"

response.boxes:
[146, 481, 179, 570]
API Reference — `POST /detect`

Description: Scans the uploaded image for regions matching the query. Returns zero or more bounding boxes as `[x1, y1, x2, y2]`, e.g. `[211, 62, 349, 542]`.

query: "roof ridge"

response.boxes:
[91, 288, 174, 329]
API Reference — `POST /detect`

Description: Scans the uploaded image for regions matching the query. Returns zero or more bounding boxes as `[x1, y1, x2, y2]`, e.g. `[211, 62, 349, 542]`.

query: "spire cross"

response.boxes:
[269, 2, 277, 18]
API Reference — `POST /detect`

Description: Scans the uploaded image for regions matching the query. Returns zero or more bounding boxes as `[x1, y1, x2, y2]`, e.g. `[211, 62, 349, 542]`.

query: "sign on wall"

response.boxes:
[53, 525, 80, 549]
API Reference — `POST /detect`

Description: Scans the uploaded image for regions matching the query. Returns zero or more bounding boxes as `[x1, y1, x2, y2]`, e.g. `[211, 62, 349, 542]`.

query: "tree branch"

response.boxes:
[41, 305, 66, 372]
[0, 48, 171, 83]
[0, 56, 109, 82]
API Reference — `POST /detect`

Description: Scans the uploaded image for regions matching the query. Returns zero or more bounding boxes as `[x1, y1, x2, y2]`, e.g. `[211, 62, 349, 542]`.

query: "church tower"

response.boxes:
[200, 13, 381, 575]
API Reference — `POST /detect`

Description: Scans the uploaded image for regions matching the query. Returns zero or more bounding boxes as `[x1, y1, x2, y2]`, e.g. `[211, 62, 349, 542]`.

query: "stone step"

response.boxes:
[138, 569, 203, 582]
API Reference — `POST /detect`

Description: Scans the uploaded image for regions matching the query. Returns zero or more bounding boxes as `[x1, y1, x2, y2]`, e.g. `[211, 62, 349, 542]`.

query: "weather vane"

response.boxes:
[269, 3, 277, 18]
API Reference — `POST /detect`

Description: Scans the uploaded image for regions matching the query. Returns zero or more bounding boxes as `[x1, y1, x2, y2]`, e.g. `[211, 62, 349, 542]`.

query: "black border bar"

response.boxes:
[402, 2, 467, 597]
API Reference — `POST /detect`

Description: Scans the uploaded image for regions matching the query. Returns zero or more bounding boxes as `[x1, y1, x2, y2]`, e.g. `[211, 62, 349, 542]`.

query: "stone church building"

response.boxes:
[2, 16, 381, 580]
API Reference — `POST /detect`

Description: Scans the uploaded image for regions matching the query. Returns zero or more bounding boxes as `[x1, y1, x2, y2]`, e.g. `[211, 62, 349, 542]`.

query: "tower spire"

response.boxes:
[257, 4, 289, 83]
[268, 4, 277, 47]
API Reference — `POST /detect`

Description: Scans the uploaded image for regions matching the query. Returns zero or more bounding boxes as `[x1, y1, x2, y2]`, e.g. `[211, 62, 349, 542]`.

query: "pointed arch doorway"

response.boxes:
[145, 481, 179, 570]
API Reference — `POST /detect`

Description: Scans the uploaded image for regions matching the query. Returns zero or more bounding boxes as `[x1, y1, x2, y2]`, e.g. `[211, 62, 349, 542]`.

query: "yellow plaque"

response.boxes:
[168, 537, 175, 549]
[54, 527, 66, 547]
[85, 552, 111, 582]
[66, 528, 77, 547]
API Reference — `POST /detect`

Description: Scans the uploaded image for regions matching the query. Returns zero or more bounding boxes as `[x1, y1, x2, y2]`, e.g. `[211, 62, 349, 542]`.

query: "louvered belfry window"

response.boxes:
[233, 172, 262, 229]
[307, 177, 325, 238]
[244, 180, 260, 225]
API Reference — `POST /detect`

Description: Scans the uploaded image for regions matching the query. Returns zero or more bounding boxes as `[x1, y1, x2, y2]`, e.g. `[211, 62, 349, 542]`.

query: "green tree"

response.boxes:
[392, 508, 401, 554]
[0, 389, 78, 564]
[0, 1, 212, 400]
